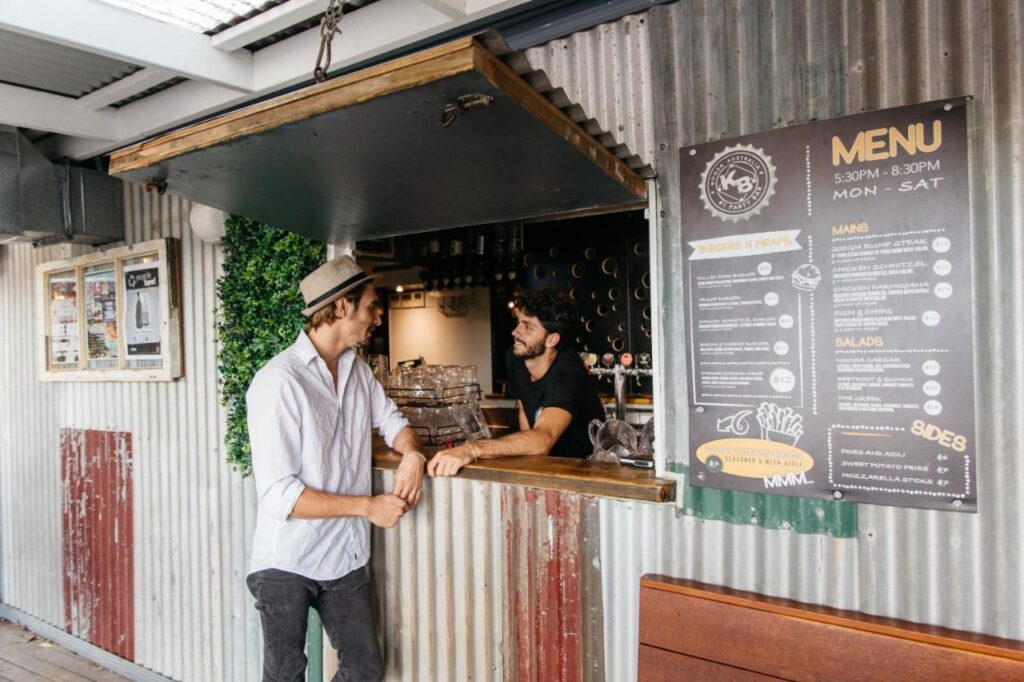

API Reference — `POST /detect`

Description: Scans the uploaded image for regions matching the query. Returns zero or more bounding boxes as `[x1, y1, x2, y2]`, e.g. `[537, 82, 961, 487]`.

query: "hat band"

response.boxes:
[306, 272, 370, 309]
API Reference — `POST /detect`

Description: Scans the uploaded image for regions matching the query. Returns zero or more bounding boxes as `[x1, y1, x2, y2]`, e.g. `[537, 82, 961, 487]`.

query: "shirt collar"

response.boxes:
[293, 330, 357, 380]
[293, 330, 321, 366]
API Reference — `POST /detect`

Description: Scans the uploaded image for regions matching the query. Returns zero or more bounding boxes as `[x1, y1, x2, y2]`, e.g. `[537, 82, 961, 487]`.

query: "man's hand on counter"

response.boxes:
[393, 450, 426, 506]
[428, 442, 479, 478]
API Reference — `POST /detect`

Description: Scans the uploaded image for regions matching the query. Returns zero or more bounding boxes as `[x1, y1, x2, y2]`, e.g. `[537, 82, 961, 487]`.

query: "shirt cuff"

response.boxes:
[262, 478, 306, 521]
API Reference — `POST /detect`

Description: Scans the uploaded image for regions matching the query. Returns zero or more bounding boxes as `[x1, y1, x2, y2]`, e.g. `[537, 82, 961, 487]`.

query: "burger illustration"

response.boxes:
[791, 263, 822, 291]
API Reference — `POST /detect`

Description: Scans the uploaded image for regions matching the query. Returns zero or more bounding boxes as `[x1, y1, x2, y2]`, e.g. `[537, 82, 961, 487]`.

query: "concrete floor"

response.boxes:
[0, 619, 128, 682]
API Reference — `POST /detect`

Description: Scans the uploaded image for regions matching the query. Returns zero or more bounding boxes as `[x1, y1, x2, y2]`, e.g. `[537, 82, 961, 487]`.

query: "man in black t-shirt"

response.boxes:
[428, 289, 605, 477]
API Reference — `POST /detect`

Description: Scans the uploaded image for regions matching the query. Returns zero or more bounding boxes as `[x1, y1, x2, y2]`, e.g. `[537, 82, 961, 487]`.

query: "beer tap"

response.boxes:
[584, 351, 653, 421]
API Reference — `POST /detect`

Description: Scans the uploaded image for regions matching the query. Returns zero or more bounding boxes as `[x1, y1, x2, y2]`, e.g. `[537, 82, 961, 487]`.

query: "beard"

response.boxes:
[512, 338, 545, 359]
[353, 326, 374, 349]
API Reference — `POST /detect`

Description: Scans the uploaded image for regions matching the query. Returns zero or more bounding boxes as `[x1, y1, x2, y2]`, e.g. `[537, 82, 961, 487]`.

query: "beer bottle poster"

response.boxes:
[680, 98, 976, 512]
[123, 262, 162, 359]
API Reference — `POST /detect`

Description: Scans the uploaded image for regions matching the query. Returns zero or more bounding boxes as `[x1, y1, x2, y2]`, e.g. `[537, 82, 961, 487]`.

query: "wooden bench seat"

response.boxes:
[639, 574, 1024, 681]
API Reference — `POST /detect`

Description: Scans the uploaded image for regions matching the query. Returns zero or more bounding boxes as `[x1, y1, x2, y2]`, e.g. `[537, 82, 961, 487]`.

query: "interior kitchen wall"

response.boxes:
[387, 287, 494, 391]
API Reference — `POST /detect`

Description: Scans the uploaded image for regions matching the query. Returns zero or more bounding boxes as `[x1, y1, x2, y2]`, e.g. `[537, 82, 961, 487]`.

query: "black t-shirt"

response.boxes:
[506, 347, 606, 458]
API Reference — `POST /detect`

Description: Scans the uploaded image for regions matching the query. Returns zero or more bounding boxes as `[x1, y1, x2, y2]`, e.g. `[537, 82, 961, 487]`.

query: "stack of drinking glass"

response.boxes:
[385, 365, 491, 446]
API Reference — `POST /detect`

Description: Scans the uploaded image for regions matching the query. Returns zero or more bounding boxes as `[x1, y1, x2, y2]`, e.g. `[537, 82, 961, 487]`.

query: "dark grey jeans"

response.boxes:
[246, 567, 382, 682]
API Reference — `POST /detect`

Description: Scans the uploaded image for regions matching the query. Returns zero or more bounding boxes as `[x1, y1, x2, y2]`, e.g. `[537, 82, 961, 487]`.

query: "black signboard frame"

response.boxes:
[680, 97, 977, 512]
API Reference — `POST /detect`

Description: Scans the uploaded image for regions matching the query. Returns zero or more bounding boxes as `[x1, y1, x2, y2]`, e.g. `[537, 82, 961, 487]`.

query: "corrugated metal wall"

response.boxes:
[3, 6, 1021, 682]
[0, 241, 76, 628]
[368, 472, 607, 682]
[597, 498, 859, 680]
[370, 472, 505, 681]
[0, 185, 262, 680]
[525, 12, 656, 172]
[649, 0, 1024, 641]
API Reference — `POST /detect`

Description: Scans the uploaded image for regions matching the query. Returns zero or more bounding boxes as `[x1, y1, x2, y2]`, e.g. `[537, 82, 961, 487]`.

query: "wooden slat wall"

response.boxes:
[638, 575, 1024, 681]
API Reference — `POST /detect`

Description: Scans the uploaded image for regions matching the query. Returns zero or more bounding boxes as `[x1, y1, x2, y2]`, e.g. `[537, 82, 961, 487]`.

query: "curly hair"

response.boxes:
[516, 288, 578, 350]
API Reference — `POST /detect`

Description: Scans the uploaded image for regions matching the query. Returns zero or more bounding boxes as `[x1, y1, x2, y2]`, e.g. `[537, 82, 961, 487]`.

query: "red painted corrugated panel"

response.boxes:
[503, 487, 582, 682]
[61, 427, 134, 660]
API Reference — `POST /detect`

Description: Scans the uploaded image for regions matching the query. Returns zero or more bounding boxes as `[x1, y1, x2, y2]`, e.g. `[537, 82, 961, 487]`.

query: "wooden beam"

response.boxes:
[109, 37, 646, 206]
[108, 38, 480, 173]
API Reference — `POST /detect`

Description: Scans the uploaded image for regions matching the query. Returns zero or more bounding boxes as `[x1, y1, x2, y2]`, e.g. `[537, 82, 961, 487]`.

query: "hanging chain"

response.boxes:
[313, 0, 346, 83]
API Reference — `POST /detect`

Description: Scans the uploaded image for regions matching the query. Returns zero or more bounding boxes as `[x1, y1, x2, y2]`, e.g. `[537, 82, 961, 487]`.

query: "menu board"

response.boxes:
[681, 98, 976, 512]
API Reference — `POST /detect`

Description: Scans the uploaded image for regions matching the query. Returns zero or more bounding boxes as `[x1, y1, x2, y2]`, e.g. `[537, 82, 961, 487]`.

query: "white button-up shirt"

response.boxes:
[246, 331, 408, 581]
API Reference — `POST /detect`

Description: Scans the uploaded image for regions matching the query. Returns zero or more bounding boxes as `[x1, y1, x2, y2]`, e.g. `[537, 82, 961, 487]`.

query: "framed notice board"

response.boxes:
[681, 97, 976, 512]
[37, 237, 182, 382]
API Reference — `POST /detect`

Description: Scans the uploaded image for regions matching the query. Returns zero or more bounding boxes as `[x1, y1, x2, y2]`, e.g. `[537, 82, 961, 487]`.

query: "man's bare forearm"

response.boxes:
[472, 429, 554, 459]
[391, 427, 424, 459]
[290, 487, 370, 519]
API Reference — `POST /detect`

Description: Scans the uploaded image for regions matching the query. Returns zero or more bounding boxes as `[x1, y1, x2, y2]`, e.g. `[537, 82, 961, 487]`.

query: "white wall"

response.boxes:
[388, 288, 494, 391]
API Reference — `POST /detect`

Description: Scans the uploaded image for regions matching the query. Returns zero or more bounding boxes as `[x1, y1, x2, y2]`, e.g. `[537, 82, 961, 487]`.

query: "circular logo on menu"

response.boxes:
[699, 144, 777, 222]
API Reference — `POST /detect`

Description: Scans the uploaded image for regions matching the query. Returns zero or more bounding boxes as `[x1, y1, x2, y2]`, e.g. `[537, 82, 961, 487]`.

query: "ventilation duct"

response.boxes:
[0, 126, 123, 246]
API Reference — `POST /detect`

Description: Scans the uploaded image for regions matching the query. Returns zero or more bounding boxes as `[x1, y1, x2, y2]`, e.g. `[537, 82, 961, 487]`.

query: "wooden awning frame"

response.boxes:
[109, 38, 646, 199]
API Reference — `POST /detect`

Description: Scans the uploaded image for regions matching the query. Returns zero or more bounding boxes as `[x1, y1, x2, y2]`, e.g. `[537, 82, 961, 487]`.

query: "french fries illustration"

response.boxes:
[756, 402, 804, 446]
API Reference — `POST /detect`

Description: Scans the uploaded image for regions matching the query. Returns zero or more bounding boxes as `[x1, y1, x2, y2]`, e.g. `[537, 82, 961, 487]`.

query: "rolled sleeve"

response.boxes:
[369, 374, 409, 447]
[247, 369, 307, 521]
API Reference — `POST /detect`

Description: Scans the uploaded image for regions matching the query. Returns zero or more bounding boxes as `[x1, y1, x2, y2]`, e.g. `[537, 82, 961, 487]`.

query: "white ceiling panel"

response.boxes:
[91, 0, 283, 34]
[0, 27, 140, 97]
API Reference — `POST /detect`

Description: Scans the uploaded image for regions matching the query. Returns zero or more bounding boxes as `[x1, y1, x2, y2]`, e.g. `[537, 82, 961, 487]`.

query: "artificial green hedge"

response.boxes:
[217, 216, 325, 473]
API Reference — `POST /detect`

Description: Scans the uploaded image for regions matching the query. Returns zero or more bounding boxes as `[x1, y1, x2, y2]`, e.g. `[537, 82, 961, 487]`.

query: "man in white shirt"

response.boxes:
[246, 255, 425, 682]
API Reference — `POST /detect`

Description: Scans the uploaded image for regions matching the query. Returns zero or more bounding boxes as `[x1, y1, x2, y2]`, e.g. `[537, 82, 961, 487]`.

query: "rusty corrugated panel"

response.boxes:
[502, 487, 583, 682]
[61, 427, 134, 660]
[499, 487, 607, 682]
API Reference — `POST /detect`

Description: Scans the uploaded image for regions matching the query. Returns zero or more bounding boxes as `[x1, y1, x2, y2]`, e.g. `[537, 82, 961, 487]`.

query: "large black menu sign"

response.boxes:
[681, 98, 976, 512]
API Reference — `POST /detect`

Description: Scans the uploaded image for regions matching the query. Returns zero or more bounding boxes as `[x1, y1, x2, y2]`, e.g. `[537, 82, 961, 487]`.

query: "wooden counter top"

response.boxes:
[372, 439, 675, 503]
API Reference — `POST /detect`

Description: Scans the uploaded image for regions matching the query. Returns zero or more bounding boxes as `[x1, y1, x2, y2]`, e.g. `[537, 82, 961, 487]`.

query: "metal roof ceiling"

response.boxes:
[0, 27, 140, 97]
[92, 0, 288, 34]
[0, 0, 660, 163]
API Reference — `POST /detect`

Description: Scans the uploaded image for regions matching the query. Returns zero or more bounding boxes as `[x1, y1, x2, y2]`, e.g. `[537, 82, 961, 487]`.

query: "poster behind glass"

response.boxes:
[123, 261, 162, 361]
[48, 270, 79, 369]
[84, 266, 119, 368]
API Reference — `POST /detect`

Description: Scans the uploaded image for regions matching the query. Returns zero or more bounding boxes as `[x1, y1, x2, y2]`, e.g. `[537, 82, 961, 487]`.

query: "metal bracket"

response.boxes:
[440, 94, 494, 128]
[143, 179, 168, 195]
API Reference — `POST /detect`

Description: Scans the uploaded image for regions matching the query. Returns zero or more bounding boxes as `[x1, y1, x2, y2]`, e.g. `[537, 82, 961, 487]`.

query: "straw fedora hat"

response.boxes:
[300, 256, 378, 317]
